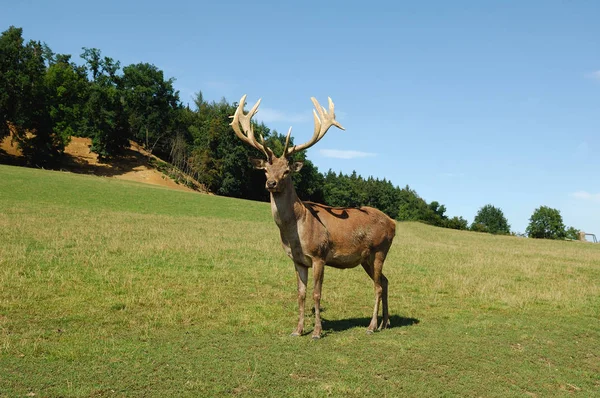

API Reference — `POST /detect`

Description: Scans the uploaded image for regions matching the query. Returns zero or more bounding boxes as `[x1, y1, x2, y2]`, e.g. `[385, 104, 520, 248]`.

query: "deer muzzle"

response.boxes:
[266, 179, 277, 191]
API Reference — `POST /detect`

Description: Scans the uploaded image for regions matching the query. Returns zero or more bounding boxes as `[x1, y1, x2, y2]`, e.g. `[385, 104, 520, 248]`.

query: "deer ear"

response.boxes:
[249, 158, 267, 170]
[291, 161, 304, 172]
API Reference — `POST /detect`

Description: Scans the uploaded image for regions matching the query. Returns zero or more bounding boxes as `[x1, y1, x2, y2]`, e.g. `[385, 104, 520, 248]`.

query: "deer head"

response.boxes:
[230, 95, 345, 193]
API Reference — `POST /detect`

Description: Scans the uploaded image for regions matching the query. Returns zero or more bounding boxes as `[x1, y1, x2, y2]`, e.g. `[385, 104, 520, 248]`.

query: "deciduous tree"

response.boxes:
[472, 204, 511, 234]
[526, 206, 566, 239]
[44, 54, 88, 149]
[80, 48, 129, 158]
[121, 63, 180, 154]
[0, 26, 67, 165]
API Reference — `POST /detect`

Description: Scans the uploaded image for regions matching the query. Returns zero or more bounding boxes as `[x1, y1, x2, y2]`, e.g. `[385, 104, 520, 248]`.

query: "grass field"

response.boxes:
[1, 164, 599, 397]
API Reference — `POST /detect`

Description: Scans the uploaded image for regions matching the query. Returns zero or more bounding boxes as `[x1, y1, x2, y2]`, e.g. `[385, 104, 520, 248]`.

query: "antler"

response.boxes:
[230, 95, 274, 160]
[231, 95, 345, 160]
[283, 97, 345, 157]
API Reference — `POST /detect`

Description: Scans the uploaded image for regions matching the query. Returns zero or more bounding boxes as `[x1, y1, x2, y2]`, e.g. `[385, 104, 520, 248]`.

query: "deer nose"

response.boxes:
[266, 180, 277, 189]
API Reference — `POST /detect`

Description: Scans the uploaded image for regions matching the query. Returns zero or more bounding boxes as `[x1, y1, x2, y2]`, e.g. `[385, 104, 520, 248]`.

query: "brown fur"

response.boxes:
[256, 156, 396, 338]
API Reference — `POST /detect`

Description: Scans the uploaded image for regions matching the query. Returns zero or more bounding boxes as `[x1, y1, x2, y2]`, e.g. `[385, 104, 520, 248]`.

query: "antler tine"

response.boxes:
[282, 127, 292, 156]
[315, 97, 345, 136]
[285, 96, 345, 156]
[230, 95, 273, 160]
[240, 98, 261, 143]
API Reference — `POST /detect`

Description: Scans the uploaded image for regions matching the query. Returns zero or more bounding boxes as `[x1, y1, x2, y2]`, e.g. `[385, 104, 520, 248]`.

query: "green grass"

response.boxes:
[1, 164, 599, 397]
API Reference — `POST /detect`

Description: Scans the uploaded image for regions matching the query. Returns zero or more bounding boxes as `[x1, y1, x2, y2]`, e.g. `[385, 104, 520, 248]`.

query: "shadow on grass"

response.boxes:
[315, 315, 420, 337]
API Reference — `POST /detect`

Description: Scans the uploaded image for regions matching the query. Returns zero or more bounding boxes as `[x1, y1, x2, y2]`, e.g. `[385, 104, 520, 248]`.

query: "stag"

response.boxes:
[230, 95, 396, 338]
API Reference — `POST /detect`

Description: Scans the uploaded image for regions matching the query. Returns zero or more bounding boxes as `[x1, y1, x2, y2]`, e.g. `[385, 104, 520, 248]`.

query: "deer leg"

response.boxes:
[379, 274, 390, 330]
[311, 259, 325, 339]
[291, 263, 308, 336]
[362, 253, 384, 333]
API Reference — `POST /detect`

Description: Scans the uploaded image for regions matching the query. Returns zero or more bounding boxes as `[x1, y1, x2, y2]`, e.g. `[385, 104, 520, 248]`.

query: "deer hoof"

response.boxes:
[311, 334, 321, 340]
[378, 320, 390, 330]
[366, 329, 375, 335]
[290, 332, 301, 337]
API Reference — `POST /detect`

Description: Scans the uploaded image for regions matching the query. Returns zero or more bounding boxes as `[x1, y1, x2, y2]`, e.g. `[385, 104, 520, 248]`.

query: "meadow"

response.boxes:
[0, 164, 598, 397]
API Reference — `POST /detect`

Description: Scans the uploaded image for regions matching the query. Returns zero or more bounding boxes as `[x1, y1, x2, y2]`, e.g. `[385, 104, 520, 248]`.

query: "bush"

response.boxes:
[565, 226, 580, 241]
[445, 216, 469, 230]
[470, 222, 489, 233]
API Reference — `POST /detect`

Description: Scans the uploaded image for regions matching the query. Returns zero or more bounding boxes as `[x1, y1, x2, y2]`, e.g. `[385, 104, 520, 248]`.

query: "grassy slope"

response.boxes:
[0, 164, 598, 397]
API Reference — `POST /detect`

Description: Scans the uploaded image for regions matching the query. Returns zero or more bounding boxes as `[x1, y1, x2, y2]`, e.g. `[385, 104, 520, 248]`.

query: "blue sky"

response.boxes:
[3, 1, 599, 234]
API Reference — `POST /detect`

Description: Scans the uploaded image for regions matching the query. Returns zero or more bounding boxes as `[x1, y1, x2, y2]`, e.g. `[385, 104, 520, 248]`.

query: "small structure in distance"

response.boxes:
[578, 231, 598, 243]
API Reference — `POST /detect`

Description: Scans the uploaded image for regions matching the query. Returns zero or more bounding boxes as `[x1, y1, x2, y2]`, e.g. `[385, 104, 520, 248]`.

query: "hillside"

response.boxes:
[0, 134, 201, 193]
[1, 165, 599, 397]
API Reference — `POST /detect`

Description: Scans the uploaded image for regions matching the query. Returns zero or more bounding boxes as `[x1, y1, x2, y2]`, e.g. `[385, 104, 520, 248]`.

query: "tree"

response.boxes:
[397, 185, 446, 226]
[0, 26, 67, 165]
[186, 96, 273, 199]
[121, 63, 180, 155]
[0, 26, 26, 141]
[526, 206, 566, 239]
[292, 158, 325, 203]
[44, 54, 89, 149]
[364, 177, 400, 220]
[471, 204, 510, 234]
[80, 48, 130, 158]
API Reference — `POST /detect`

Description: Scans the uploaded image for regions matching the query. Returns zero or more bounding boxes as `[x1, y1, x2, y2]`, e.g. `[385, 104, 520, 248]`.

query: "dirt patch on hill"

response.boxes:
[0, 135, 203, 193]
[0, 135, 23, 163]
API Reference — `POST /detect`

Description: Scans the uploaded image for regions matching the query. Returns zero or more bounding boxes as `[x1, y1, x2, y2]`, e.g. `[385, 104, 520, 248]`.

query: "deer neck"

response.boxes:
[270, 181, 304, 229]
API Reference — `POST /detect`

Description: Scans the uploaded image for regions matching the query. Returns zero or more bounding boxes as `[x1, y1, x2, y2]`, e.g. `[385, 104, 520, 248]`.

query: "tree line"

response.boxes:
[0, 26, 581, 240]
[470, 204, 579, 240]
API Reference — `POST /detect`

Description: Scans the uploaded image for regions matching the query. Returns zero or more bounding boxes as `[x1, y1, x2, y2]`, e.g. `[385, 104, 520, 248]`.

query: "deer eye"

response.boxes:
[283, 170, 290, 178]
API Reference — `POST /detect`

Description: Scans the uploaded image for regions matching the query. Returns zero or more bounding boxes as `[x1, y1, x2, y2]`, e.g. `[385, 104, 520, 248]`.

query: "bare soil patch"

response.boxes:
[0, 134, 24, 165]
[0, 135, 202, 193]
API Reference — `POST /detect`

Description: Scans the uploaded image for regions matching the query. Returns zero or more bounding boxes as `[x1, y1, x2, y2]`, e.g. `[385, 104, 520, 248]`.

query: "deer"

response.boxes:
[230, 95, 396, 339]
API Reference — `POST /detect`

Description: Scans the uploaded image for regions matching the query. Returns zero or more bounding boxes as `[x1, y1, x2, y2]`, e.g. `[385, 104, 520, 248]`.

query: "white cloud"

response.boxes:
[255, 107, 311, 124]
[319, 149, 376, 159]
[570, 191, 600, 202]
[586, 70, 600, 80]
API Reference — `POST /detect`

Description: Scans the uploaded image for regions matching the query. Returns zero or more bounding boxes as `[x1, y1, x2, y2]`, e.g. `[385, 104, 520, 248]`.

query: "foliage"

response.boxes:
[187, 96, 258, 198]
[470, 222, 489, 233]
[0, 26, 64, 164]
[0, 26, 25, 141]
[121, 63, 180, 154]
[80, 48, 130, 159]
[526, 206, 566, 239]
[292, 158, 325, 203]
[322, 171, 404, 219]
[565, 226, 580, 241]
[44, 54, 88, 147]
[472, 204, 511, 235]
[397, 186, 448, 226]
[444, 216, 469, 230]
